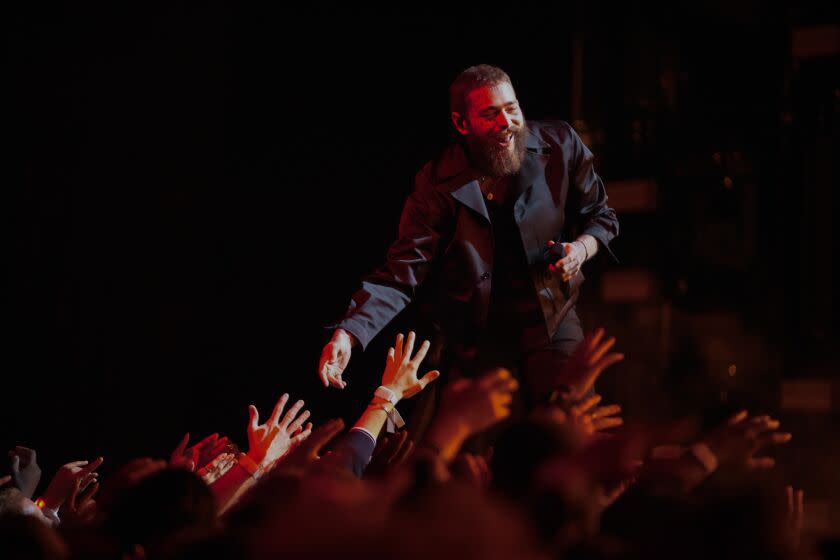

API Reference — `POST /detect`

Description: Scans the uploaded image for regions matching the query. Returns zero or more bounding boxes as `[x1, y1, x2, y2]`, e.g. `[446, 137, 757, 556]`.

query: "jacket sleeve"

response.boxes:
[334, 171, 452, 350]
[326, 429, 378, 478]
[564, 122, 620, 262]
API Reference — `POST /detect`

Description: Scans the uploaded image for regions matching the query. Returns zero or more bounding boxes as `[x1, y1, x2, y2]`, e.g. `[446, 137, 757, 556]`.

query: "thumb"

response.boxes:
[248, 405, 260, 431]
[173, 433, 190, 457]
[10, 455, 20, 473]
[418, 370, 441, 390]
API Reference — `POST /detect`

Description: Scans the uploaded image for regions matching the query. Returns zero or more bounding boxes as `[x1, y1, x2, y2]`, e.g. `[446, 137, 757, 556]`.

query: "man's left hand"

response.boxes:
[548, 240, 586, 282]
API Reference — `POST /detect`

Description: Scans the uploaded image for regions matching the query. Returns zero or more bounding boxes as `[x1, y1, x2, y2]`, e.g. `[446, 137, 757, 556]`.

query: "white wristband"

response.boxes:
[374, 385, 400, 405]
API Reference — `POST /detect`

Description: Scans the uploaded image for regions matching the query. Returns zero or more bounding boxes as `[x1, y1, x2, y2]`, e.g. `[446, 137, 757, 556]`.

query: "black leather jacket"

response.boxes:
[335, 120, 619, 352]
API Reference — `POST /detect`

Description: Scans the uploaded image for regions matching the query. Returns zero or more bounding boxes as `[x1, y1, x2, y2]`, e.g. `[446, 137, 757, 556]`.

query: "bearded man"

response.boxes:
[318, 65, 619, 422]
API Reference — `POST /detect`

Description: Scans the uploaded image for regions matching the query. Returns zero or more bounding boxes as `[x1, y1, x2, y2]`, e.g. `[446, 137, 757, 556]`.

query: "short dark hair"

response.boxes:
[449, 64, 512, 115]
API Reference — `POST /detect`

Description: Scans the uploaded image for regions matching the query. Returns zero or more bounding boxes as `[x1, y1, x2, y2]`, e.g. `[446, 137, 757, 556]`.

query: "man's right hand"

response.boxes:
[318, 329, 355, 389]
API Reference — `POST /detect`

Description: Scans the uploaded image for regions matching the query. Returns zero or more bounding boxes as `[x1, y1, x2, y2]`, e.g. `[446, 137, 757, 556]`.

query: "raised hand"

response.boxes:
[277, 419, 345, 472]
[365, 430, 415, 478]
[424, 368, 519, 463]
[247, 394, 313, 469]
[547, 239, 586, 282]
[40, 457, 104, 511]
[9, 446, 42, 498]
[569, 394, 623, 436]
[552, 328, 624, 400]
[440, 368, 519, 434]
[702, 410, 792, 470]
[318, 329, 355, 389]
[170, 433, 200, 471]
[452, 452, 492, 489]
[786, 485, 805, 548]
[60, 476, 100, 527]
[380, 332, 440, 400]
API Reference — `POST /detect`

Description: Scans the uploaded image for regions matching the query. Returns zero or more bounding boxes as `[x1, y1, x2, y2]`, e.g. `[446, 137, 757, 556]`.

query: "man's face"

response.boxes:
[453, 81, 527, 177]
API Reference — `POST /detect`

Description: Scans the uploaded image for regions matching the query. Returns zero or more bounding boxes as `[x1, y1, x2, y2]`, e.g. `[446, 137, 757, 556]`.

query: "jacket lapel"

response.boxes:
[434, 125, 551, 225]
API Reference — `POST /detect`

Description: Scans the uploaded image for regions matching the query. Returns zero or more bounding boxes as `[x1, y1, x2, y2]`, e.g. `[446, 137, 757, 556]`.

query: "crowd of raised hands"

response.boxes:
[1, 328, 820, 559]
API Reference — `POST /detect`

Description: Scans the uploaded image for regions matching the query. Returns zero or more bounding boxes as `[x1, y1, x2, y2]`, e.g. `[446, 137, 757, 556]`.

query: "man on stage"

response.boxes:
[318, 64, 619, 418]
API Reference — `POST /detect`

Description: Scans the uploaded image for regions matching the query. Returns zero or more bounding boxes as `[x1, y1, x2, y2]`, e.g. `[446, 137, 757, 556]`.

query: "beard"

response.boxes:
[464, 124, 528, 178]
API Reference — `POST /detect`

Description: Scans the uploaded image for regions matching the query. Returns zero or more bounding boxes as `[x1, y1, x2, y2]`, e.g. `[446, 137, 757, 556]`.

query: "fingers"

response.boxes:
[248, 405, 260, 432]
[746, 456, 775, 469]
[404, 370, 441, 398]
[786, 485, 795, 516]
[393, 333, 405, 364]
[592, 416, 624, 431]
[210, 437, 230, 457]
[286, 408, 311, 433]
[79, 480, 100, 505]
[403, 331, 416, 363]
[173, 433, 190, 458]
[572, 394, 602, 416]
[479, 368, 518, 392]
[318, 357, 331, 387]
[12, 446, 36, 462]
[411, 339, 431, 365]
[757, 432, 792, 448]
[322, 363, 347, 389]
[291, 423, 313, 445]
[727, 410, 749, 425]
[301, 419, 345, 456]
[393, 438, 415, 466]
[268, 393, 290, 426]
[385, 430, 409, 463]
[591, 404, 621, 419]
[10, 455, 20, 473]
[193, 433, 219, 453]
[588, 336, 617, 366]
[475, 455, 491, 486]
[419, 369, 441, 388]
[319, 343, 341, 387]
[278, 398, 304, 428]
[78, 457, 104, 479]
[386, 347, 395, 363]
[0, 475, 10, 487]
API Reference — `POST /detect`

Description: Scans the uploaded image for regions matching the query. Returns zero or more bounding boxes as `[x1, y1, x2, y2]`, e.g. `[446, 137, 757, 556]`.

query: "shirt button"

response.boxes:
[486, 192, 494, 201]
[480, 272, 491, 281]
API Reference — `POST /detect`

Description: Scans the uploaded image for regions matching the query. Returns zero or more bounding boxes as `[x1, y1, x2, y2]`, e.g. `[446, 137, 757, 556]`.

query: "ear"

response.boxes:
[451, 111, 469, 136]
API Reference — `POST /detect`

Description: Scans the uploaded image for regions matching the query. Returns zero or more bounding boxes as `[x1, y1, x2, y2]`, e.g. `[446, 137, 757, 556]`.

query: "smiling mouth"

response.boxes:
[495, 132, 514, 147]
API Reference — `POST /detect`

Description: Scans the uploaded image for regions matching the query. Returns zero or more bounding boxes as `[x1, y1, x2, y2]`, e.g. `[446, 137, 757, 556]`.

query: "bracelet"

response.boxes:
[367, 401, 395, 415]
[237, 453, 264, 480]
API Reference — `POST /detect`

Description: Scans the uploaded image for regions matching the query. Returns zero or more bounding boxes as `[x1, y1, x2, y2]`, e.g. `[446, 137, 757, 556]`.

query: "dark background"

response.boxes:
[5, 2, 839, 527]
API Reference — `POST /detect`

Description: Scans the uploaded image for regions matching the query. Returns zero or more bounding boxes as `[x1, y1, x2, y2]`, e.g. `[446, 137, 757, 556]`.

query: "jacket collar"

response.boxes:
[435, 125, 550, 222]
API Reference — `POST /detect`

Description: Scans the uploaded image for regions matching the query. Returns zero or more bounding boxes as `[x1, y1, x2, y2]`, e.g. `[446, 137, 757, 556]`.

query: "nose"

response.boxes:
[498, 111, 514, 130]
[499, 111, 517, 130]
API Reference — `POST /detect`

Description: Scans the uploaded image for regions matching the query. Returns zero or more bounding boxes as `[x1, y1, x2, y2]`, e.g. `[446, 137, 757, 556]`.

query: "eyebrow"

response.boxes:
[480, 101, 519, 113]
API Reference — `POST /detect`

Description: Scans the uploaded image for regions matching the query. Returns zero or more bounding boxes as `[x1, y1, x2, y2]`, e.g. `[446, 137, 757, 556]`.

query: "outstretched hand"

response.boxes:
[380, 332, 440, 400]
[702, 410, 792, 470]
[318, 329, 355, 389]
[553, 328, 624, 400]
[247, 393, 313, 469]
[41, 457, 104, 511]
